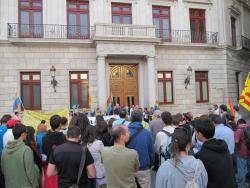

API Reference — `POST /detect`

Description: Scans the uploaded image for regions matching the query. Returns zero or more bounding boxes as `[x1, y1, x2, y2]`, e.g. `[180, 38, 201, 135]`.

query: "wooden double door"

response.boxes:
[109, 64, 138, 107]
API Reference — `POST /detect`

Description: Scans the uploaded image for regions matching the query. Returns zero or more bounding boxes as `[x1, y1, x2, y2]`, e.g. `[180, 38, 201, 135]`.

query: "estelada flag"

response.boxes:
[239, 72, 250, 111]
[227, 99, 235, 117]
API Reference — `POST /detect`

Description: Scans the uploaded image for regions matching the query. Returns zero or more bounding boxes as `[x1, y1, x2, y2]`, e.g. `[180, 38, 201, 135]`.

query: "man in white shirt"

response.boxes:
[155, 111, 175, 164]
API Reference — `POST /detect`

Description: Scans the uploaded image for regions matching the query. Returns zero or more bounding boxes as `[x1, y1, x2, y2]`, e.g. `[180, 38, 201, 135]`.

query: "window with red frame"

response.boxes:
[21, 72, 41, 110]
[231, 17, 236, 47]
[189, 9, 206, 43]
[157, 71, 174, 104]
[19, 0, 42, 37]
[112, 3, 132, 24]
[195, 71, 209, 103]
[70, 72, 89, 109]
[67, 0, 89, 39]
[153, 6, 171, 41]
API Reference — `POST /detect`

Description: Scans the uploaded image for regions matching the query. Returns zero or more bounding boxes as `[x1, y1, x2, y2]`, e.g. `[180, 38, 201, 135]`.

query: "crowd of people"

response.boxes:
[0, 104, 249, 188]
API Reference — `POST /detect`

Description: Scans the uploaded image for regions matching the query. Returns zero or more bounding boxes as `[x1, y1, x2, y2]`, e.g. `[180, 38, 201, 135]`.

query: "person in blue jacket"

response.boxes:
[127, 109, 155, 188]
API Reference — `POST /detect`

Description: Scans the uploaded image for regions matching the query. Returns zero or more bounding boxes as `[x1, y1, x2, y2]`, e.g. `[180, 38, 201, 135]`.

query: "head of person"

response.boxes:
[37, 122, 47, 133]
[209, 114, 223, 126]
[172, 128, 191, 164]
[219, 104, 227, 113]
[41, 120, 46, 124]
[172, 113, 183, 127]
[183, 112, 192, 123]
[0, 114, 12, 126]
[50, 115, 62, 131]
[194, 119, 215, 143]
[13, 124, 27, 141]
[153, 110, 162, 119]
[214, 104, 218, 110]
[161, 111, 172, 126]
[237, 118, 247, 126]
[25, 126, 36, 146]
[95, 121, 108, 134]
[108, 118, 116, 129]
[60, 117, 68, 127]
[6, 119, 20, 129]
[119, 109, 127, 119]
[234, 105, 239, 112]
[113, 108, 119, 115]
[83, 125, 96, 144]
[130, 109, 143, 123]
[67, 126, 81, 142]
[96, 115, 104, 125]
[111, 125, 130, 144]
[69, 113, 90, 135]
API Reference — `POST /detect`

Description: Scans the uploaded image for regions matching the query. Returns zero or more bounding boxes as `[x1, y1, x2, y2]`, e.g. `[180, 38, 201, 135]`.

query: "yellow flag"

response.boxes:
[22, 108, 69, 130]
[239, 73, 250, 111]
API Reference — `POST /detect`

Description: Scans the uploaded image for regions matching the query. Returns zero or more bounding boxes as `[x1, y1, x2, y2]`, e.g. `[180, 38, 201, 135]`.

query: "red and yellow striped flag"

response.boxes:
[239, 73, 250, 111]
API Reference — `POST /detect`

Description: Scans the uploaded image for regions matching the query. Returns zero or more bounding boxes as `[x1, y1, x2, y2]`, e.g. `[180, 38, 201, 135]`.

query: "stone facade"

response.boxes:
[0, 0, 249, 117]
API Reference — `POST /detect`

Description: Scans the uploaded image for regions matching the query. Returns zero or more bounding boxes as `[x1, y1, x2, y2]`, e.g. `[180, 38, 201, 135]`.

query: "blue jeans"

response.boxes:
[236, 156, 248, 187]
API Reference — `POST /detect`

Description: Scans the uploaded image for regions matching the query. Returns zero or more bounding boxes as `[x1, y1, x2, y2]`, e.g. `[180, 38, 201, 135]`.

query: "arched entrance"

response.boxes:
[109, 64, 139, 107]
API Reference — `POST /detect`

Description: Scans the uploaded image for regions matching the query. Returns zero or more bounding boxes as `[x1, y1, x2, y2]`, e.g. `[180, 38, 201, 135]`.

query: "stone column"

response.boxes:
[97, 55, 107, 110]
[147, 56, 157, 108]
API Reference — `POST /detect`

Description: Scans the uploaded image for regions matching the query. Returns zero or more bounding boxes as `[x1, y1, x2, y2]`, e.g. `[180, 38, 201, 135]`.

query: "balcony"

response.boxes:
[7, 23, 95, 43]
[7, 23, 219, 46]
[94, 23, 158, 42]
[155, 29, 218, 45]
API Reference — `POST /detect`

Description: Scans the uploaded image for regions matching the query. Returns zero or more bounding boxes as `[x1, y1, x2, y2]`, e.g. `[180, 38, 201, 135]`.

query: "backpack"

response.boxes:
[243, 126, 250, 150]
[159, 130, 173, 161]
[170, 160, 199, 188]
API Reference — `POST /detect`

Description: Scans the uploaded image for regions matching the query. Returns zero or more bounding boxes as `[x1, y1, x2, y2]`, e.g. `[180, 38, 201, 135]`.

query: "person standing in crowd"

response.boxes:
[42, 115, 66, 163]
[95, 121, 113, 146]
[127, 109, 155, 188]
[84, 125, 107, 188]
[143, 108, 149, 123]
[96, 115, 105, 125]
[36, 120, 48, 155]
[149, 110, 164, 142]
[235, 119, 250, 187]
[112, 109, 130, 127]
[234, 105, 242, 122]
[156, 128, 208, 188]
[155, 111, 175, 165]
[194, 119, 236, 188]
[209, 114, 235, 155]
[172, 113, 184, 128]
[213, 104, 220, 115]
[25, 126, 43, 172]
[102, 125, 139, 188]
[3, 119, 19, 147]
[60, 117, 68, 136]
[0, 115, 11, 155]
[1, 124, 39, 188]
[47, 126, 96, 187]
[219, 104, 228, 124]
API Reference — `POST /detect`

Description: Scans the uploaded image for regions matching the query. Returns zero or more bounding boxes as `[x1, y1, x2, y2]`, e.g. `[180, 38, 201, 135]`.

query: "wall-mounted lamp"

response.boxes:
[50, 65, 58, 92]
[184, 66, 193, 89]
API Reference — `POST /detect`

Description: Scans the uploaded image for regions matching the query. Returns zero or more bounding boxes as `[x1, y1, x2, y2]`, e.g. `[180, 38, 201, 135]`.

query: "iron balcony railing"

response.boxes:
[241, 35, 250, 50]
[7, 23, 219, 45]
[155, 29, 218, 45]
[8, 23, 95, 40]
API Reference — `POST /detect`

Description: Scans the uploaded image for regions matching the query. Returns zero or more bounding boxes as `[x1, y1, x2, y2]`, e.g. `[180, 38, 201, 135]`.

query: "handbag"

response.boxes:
[69, 146, 87, 188]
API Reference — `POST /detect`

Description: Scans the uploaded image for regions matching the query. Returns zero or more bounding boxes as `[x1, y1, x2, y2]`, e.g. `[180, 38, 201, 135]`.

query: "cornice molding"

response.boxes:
[183, 0, 213, 5]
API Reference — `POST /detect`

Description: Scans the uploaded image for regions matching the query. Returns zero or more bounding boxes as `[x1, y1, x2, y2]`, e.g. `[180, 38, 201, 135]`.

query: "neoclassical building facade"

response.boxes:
[0, 0, 249, 116]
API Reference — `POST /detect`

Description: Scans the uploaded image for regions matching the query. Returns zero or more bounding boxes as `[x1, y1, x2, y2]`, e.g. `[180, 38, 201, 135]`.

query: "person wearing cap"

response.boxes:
[3, 119, 20, 147]
[112, 109, 130, 127]
[149, 110, 164, 142]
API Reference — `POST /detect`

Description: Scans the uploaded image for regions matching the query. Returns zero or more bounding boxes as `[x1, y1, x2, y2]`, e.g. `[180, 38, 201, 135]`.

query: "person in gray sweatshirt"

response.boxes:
[156, 127, 208, 188]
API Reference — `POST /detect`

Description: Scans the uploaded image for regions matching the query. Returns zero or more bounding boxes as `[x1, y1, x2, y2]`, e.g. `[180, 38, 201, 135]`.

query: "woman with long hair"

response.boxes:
[156, 128, 208, 188]
[69, 113, 91, 141]
[84, 125, 107, 188]
[95, 121, 112, 146]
